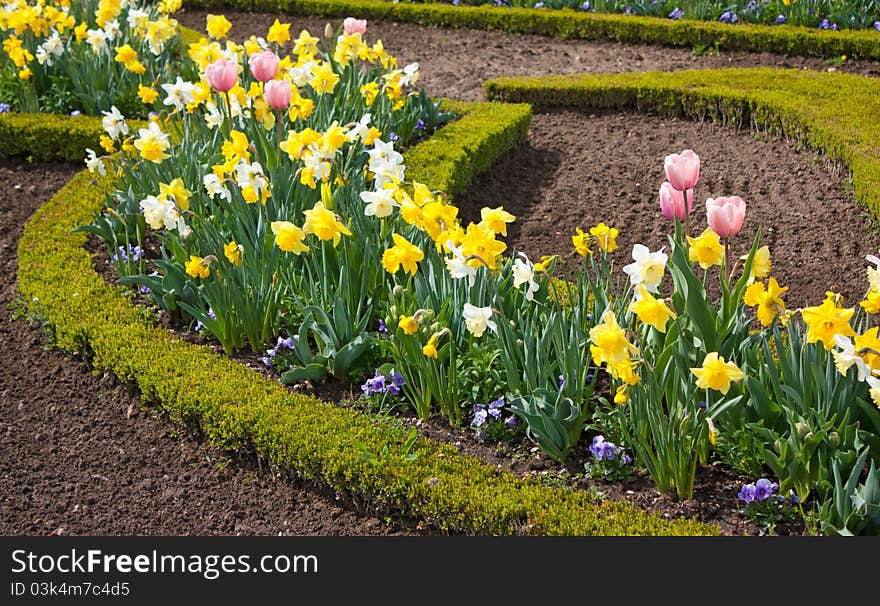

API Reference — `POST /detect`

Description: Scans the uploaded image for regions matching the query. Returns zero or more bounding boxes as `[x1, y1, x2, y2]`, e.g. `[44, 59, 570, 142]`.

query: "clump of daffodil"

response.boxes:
[743, 277, 788, 327]
[801, 291, 855, 350]
[629, 284, 676, 333]
[687, 227, 724, 269]
[589, 222, 619, 253]
[691, 352, 745, 395]
[382, 233, 424, 275]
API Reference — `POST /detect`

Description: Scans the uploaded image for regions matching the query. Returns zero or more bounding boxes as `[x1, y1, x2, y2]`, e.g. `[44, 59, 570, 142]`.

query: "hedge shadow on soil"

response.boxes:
[485, 67, 880, 224]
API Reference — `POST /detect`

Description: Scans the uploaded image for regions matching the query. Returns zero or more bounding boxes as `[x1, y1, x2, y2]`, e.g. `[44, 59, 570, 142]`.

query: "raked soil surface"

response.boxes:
[176, 8, 880, 101]
[0, 161, 419, 536]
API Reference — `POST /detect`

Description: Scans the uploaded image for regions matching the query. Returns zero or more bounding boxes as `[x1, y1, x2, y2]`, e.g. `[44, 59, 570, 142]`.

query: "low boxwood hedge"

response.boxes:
[14, 96, 712, 535]
[184, 0, 880, 60]
[484, 67, 880, 222]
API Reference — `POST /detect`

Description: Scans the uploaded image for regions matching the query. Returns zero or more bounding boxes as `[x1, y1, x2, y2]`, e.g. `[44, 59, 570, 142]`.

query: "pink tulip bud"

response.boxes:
[706, 196, 746, 238]
[264, 79, 291, 110]
[205, 59, 238, 93]
[343, 17, 367, 35]
[664, 149, 701, 192]
[658, 181, 693, 221]
[248, 51, 280, 82]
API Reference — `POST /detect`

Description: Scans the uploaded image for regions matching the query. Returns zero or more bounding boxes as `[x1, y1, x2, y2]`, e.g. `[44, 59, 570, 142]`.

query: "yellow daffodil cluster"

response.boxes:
[571, 222, 620, 257]
[589, 310, 641, 389]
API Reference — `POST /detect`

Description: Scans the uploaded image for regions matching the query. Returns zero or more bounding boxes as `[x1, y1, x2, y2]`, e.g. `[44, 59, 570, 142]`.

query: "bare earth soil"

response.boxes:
[176, 8, 880, 101]
[0, 161, 417, 536]
[457, 109, 876, 308]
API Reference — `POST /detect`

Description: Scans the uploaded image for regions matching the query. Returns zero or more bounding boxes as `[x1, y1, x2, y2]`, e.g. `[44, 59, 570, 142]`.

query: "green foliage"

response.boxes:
[16, 170, 715, 536]
[819, 449, 880, 536]
[185, 0, 880, 59]
[509, 387, 586, 463]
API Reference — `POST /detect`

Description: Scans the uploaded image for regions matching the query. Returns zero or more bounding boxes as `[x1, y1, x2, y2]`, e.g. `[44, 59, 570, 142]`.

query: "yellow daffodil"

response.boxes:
[138, 84, 158, 105]
[607, 357, 640, 386]
[422, 335, 439, 358]
[224, 241, 243, 266]
[302, 201, 351, 246]
[293, 29, 319, 57]
[185, 255, 210, 279]
[801, 291, 855, 350]
[270, 221, 309, 254]
[743, 278, 788, 327]
[742, 245, 771, 284]
[479, 206, 516, 237]
[687, 227, 725, 269]
[860, 289, 880, 314]
[382, 233, 424, 275]
[691, 352, 745, 395]
[589, 310, 638, 367]
[267, 19, 291, 46]
[159, 178, 191, 211]
[613, 384, 630, 405]
[398, 315, 419, 335]
[533, 255, 556, 273]
[309, 61, 339, 95]
[590, 222, 619, 253]
[360, 81, 379, 105]
[854, 327, 880, 373]
[706, 418, 717, 446]
[206, 14, 232, 39]
[460, 222, 506, 270]
[572, 227, 592, 257]
[629, 284, 676, 333]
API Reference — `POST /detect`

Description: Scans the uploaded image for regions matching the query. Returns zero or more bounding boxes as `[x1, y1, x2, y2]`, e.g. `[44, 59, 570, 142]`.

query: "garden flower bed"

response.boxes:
[5, 3, 880, 536]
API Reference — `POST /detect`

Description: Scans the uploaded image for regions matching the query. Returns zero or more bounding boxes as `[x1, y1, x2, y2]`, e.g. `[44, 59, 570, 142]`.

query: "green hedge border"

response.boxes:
[14, 97, 713, 535]
[184, 0, 880, 60]
[484, 67, 880, 222]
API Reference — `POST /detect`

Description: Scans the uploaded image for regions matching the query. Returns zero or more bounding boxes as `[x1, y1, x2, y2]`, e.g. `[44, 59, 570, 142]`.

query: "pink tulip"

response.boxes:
[706, 196, 746, 238]
[664, 149, 701, 192]
[264, 79, 291, 110]
[248, 51, 280, 82]
[343, 17, 367, 35]
[205, 59, 238, 93]
[658, 181, 693, 221]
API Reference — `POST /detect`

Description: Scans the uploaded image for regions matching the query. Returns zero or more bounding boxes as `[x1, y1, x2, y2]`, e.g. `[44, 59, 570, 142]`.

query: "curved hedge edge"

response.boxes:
[484, 68, 880, 222]
[0, 25, 204, 163]
[182, 0, 880, 60]
[14, 97, 714, 535]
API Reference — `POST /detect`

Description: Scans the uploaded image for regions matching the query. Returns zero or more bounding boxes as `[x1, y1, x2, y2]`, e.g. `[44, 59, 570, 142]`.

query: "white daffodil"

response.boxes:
[175, 217, 192, 240]
[832, 333, 871, 382]
[203, 173, 230, 201]
[401, 62, 419, 86]
[127, 8, 149, 31]
[101, 105, 128, 140]
[444, 241, 476, 286]
[622, 244, 668, 293]
[360, 186, 396, 218]
[367, 139, 404, 170]
[235, 159, 267, 191]
[161, 76, 196, 112]
[462, 303, 497, 338]
[84, 148, 106, 176]
[86, 28, 108, 54]
[103, 19, 121, 40]
[289, 60, 314, 88]
[512, 253, 539, 301]
[140, 195, 179, 230]
[204, 102, 223, 129]
[348, 113, 372, 142]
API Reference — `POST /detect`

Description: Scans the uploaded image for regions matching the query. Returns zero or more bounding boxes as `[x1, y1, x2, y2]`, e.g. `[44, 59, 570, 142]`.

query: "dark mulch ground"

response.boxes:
[0, 161, 420, 536]
[457, 109, 877, 308]
[176, 8, 880, 101]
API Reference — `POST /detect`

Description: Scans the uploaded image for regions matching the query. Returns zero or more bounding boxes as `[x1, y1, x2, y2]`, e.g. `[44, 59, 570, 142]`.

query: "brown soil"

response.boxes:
[0, 161, 420, 536]
[176, 8, 880, 101]
[457, 109, 876, 308]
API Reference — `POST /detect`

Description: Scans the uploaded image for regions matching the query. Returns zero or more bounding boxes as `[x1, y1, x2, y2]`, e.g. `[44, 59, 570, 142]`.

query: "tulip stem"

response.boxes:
[223, 90, 232, 139]
[725, 238, 732, 282]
